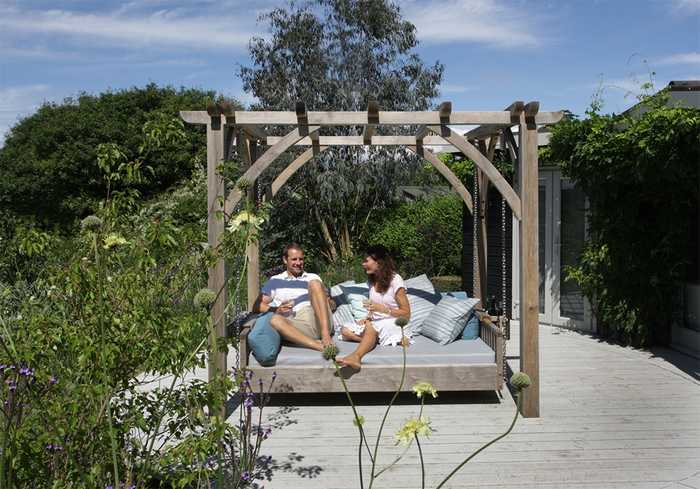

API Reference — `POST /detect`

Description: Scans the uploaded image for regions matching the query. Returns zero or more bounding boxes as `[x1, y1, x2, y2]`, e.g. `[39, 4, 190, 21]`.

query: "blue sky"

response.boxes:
[1, 0, 699, 145]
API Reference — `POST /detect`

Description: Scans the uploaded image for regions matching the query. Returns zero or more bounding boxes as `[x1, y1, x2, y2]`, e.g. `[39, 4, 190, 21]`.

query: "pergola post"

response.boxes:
[206, 112, 228, 393]
[238, 133, 260, 310]
[518, 103, 541, 418]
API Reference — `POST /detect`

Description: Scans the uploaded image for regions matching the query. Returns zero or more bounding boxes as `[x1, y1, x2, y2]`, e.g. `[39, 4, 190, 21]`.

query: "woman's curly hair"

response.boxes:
[365, 245, 396, 294]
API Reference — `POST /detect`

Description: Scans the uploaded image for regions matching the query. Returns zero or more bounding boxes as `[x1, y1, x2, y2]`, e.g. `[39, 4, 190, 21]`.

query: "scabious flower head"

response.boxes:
[241, 471, 251, 482]
[227, 210, 264, 233]
[322, 344, 339, 361]
[193, 288, 217, 309]
[236, 178, 252, 192]
[412, 382, 438, 399]
[80, 215, 103, 231]
[49, 375, 58, 385]
[102, 233, 128, 250]
[510, 372, 532, 391]
[394, 416, 432, 446]
[394, 316, 409, 328]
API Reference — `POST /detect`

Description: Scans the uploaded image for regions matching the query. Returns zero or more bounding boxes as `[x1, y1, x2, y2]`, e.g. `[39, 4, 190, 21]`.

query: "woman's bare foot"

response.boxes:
[336, 353, 361, 371]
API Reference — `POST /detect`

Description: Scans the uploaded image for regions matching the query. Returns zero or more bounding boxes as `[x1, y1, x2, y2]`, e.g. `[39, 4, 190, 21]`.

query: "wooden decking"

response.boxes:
[246, 324, 700, 488]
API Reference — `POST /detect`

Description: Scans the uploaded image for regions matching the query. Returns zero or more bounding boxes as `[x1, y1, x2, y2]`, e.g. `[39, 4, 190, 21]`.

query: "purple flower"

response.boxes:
[6, 380, 16, 392]
[46, 444, 53, 451]
[271, 372, 277, 381]
[241, 471, 251, 482]
[19, 367, 33, 377]
[244, 395, 254, 409]
[49, 376, 58, 385]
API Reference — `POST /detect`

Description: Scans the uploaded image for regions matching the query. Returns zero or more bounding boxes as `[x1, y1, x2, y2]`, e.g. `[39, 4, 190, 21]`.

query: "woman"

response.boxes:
[336, 245, 411, 370]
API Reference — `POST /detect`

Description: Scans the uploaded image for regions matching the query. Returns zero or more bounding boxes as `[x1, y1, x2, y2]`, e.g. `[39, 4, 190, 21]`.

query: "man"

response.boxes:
[253, 243, 334, 351]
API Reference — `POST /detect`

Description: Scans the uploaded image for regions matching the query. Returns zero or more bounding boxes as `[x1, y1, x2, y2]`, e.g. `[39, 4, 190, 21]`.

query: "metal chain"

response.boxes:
[472, 170, 479, 299]
[501, 192, 508, 381]
[502, 193, 507, 318]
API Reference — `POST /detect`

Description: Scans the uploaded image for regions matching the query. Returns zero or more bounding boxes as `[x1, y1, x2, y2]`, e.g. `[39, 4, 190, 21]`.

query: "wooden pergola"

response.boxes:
[181, 101, 563, 418]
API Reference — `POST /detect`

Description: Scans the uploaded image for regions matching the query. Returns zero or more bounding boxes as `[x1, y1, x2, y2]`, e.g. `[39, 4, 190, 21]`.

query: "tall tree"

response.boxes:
[239, 0, 444, 263]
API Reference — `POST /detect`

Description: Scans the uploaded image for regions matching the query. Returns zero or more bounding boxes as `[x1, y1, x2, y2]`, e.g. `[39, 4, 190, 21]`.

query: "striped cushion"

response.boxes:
[330, 280, 354, 306]
[404, 274, 440, 335]
[420, 296, 480, 345]
[332, 303, 356, 330]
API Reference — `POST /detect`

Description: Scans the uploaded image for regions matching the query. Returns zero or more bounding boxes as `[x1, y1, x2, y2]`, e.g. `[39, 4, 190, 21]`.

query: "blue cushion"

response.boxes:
[247, 312, 281, 366]
[462, 312, 481, 340]
[440, 291, 469, 300]
[340, 283, 370, 320]
[419, 296, 480, 345]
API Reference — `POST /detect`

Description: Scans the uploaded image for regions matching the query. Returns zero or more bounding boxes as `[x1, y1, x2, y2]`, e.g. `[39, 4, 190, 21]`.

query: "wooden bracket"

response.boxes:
[438, 101, 452, 124]
[296, 101, 309, 135]
[524, 101, 539, 129]
[363, 100, 379, 145]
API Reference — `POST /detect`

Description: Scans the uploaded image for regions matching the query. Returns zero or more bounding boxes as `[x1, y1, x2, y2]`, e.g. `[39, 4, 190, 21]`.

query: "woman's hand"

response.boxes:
[366, 301, 389, 315]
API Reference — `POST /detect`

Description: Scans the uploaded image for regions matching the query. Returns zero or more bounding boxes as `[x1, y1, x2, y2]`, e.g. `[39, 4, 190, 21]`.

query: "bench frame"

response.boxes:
[238, 314, 504, 393]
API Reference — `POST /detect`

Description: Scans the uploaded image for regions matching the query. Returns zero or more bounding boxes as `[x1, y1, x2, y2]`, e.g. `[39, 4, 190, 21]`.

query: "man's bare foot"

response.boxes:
[336, 353, 361, 371]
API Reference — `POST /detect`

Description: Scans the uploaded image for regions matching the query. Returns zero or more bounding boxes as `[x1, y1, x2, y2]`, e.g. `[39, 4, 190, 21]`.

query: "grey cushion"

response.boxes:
[404, 274, 440, 335]
[420, 296, 480, 345]
[248, 335, 494, 367]
[330, 280, 354, 306]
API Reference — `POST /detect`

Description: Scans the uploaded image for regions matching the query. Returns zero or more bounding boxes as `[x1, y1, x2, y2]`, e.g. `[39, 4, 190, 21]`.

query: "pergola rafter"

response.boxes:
[182, 101, 564, 418]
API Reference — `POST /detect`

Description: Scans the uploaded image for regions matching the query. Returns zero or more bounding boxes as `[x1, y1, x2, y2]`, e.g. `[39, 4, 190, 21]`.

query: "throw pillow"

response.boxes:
[420, 296, 480, 345]
[404, 274, 440, 334]
[247, 312, 281, 366]
[340, 282, 370, 320]
[461, 311, 481, 340]
[333, 303, 356, 330]
[441, 290, 468, 300]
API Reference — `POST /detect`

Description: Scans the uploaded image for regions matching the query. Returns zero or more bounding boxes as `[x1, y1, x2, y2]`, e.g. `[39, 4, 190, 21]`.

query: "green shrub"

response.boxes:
[369, 195, 463, 277]
[0, 84, 224, 229]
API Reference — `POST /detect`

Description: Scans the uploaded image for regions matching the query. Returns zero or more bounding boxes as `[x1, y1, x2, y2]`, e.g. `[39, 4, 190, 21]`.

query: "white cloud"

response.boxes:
[403, 0, 540, 48]
[440, 83, 476, 93]
[0, 4, 261, 51]
[0, 84, 52, 146]
[657, 52, 700, 65]
[671, 0, 700, 13]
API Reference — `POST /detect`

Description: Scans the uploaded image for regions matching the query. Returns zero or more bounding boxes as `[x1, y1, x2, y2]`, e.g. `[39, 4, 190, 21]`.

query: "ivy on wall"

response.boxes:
[549, 98, 700, 346]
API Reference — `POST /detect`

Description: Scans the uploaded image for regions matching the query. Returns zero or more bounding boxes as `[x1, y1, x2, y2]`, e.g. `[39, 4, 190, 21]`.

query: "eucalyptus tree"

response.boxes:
[239, 0, 444, 263]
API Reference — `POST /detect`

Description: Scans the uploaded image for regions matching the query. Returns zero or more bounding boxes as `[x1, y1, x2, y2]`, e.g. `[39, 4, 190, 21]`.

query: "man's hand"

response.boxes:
[321, 334, 334, 347]
[276, 300, 294, 315]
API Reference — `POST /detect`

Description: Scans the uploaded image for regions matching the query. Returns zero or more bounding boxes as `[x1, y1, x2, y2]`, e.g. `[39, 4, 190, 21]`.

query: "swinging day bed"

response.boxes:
[237, 274, 505, 394]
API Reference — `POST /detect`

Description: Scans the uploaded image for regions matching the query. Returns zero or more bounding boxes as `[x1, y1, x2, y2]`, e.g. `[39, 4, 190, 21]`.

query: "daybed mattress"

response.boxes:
[248, 335, 495, 368]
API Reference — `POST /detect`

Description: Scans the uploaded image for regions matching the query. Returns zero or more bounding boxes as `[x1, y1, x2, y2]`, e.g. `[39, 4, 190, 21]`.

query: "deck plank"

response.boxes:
[233, 324, 700, 488]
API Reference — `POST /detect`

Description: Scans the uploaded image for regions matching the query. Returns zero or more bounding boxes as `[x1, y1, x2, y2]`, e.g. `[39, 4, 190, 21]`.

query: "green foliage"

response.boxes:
[369, 195, 463, 277]
[0, 117, 275, 487]
[550, 104, 700, 345]
[0, 84, 222, 229]
[241, 0, 444, 263]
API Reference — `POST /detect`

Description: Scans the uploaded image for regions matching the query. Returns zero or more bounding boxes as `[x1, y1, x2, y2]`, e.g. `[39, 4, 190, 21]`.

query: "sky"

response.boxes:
[1, 0, 699, 145]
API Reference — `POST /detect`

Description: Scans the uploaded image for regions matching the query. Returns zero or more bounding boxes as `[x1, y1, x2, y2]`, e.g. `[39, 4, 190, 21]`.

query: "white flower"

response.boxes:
[227, 210, 264, 233]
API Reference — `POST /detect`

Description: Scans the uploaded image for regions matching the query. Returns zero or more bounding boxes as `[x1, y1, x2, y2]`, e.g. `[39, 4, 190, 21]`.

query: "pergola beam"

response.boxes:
[427, 124, 522, 220]
[407, 145, 473, 215]
[266, 135, 455, 146]
[464, 101, 525, 140]
[270, 146, 328, 198]
[224, 125, 320, 215]
[182, 110, 563, 126]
